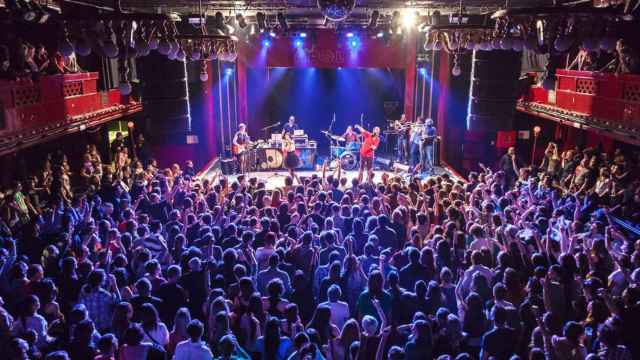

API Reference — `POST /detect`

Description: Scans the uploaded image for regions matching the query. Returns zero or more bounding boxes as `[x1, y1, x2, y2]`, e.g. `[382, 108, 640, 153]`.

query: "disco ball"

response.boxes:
[317, 0, 356, 21]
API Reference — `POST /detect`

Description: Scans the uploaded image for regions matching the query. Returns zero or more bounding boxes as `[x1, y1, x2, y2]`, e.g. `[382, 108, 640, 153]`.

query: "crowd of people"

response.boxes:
[0, 40, 82, 82]
[0, 136, 639, 360]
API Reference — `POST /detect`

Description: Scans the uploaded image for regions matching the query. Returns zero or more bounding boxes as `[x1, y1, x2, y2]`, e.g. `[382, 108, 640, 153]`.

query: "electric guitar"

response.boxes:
[232, 141, 253, 155]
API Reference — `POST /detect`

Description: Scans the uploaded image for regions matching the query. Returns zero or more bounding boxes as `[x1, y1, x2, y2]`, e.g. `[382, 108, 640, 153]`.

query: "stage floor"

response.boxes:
[198, 162, 455, 191]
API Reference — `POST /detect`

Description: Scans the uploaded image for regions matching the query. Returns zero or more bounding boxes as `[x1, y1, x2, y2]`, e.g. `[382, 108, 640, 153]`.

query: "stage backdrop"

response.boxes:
[237, 29, 418, 143]
[246, 67, 405, 155]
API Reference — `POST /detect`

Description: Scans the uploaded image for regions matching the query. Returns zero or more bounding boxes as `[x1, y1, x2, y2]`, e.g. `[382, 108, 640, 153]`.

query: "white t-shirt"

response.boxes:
[321, 300, 350, 330]
[173, 340, 213, 360]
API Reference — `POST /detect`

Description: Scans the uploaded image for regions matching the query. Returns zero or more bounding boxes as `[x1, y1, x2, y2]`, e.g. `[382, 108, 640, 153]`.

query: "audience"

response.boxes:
[0, 137, 639, 360]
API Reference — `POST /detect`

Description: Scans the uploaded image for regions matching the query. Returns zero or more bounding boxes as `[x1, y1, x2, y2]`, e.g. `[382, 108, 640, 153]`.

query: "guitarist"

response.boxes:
[420, 118, 437, 175]
[232, 123, 251, 174]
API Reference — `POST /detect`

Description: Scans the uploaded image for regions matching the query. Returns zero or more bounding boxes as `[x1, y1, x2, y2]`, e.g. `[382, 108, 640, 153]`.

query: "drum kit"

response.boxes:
[322, 130, 360, 170]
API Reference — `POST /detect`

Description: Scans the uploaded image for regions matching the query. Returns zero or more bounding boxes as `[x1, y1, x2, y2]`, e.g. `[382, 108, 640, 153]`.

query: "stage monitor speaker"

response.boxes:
[220, 158, 238, 175]
[375, 157, 393, 171]
[298, 147, 317, 170]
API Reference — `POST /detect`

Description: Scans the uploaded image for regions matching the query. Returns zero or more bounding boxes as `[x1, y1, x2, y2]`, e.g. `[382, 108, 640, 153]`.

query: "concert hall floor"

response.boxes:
[198, 164, 454, 191]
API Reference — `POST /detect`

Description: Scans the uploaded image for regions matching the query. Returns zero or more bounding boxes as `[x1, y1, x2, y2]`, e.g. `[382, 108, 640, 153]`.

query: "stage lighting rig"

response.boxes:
[277, 12, 289, 32]
[256, 12, 267, 33]
[235, 13, 247, 29]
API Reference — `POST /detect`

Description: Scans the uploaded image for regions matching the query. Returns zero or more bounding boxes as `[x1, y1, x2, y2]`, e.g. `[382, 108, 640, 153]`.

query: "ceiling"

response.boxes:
[75, 0, 558, 15]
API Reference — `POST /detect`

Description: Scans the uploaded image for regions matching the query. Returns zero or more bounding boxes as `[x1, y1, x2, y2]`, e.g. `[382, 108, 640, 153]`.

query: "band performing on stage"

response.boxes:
[230, 114, 438, 179]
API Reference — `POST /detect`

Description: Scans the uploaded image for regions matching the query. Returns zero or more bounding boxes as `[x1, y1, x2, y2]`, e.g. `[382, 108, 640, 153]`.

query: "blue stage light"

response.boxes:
[300, 32, 307, 38]
[225, 68, 234, 75]
[346, 32, 354, 38]
[294, 39, 303, 48]
[262, 38, 272, 47]
[349, 39, 359, 49]
[419, 67, 427, 75]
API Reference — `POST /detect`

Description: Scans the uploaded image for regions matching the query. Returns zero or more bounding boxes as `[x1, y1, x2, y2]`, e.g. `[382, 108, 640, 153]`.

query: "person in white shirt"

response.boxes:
[320, 285, 350, 330]
[173, 320, 213, 360]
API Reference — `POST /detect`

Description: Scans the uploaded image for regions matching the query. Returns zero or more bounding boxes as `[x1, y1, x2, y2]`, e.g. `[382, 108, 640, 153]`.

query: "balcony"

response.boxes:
[517, 69, 640, 145]
[0, 72, 142, 155]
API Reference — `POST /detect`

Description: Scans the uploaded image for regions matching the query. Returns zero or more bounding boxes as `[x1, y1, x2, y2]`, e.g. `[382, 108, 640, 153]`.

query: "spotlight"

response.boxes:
[402, 9, 418, 28]
[391, 10, 401, 29]
[256, 12, 267, 33]
[419, 68, 427, 76]
[294, 38, 304, 48]
[368, 10, 380, 29]
[236, 13, 247, 29]
[269, 31, 277, 38]
[451, 64, 461, 77]
[376, 32, 384, 38]
[277, 12, 288, 32]
[346, 32, 354, 38]
[225, 68, 234, 75]
[300, 32, 307, 38]
[262, 38, 272, 47]
[200, 61, 209, 82]
[348, 37, 360, 49]
[213, 12, 229, 36]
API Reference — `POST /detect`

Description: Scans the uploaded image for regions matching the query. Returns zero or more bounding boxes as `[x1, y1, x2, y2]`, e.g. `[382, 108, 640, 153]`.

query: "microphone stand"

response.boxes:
[261, 122, 280, 140]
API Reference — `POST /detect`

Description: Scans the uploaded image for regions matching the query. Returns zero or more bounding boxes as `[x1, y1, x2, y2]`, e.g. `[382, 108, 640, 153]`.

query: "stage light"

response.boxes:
[236, 13, 247, 29]
[368, 10, 380, 29]
[348, 37, 360, 50]
[256, 12, 267, 33]
[346, 32, 354, 38]
[277, 12, 288, 32]
[402, 9, 418, 28]
[294, 38, 304, 48]
[269, 31, 277, 38]
[419, 67, 427, 76]
[300, 32, 307, 38]
[225, 68, 234, 75]
[451, 64, 461, 76]
[391, 10, 401, 30]
[376, 32, 384, 38]
[262, 38, 272, 47]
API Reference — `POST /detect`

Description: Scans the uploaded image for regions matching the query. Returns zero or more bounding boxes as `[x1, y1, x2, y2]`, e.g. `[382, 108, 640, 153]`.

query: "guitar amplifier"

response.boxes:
[298, 147, 317, 170]
[220, 158, 238, 175]
[293, 136, 308, 147]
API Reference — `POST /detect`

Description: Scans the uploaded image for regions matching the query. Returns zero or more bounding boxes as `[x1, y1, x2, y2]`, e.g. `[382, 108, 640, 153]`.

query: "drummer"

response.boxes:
[343, 126, 360, 152]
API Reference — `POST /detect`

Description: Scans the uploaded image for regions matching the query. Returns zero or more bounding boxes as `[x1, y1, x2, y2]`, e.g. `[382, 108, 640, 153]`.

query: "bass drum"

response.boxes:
[340, 151, 358, 170]
[255, 148, 283, 170]
[265, 148, 283, 169]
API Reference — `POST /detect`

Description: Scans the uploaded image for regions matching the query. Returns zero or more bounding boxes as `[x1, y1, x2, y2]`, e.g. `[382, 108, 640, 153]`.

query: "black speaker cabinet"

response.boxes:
[220, 158, 238, 175]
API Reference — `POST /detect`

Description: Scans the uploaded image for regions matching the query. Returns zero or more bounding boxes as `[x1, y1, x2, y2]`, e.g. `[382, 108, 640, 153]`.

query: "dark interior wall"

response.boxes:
[439, 53, 472, 172]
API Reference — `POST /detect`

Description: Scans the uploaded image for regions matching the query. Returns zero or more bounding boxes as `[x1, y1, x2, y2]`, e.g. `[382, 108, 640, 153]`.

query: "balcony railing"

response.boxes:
[0, 72, 142, 155]
[518, 69, 640, 142]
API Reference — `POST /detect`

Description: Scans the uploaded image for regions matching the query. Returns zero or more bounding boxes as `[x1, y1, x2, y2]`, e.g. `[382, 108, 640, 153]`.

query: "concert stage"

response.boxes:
[197, 159, 457, 191]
